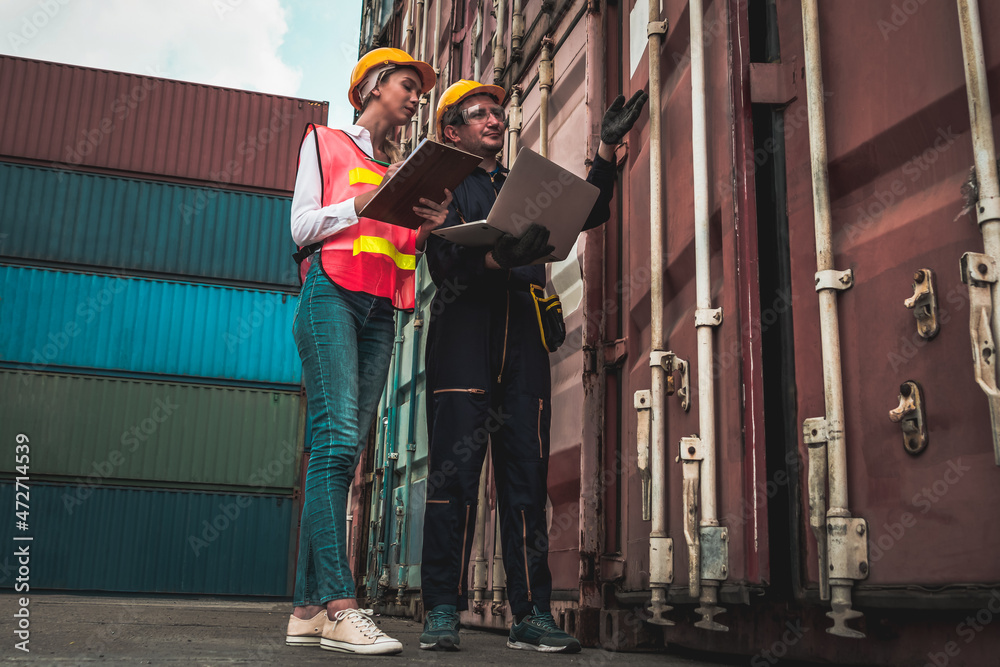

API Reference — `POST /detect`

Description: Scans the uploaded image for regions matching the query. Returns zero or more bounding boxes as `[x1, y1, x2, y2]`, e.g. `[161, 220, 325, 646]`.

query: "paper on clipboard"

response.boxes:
[358, 138, 482, 229]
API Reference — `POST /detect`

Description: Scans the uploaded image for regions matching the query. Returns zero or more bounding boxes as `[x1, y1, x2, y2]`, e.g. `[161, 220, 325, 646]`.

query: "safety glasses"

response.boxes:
[460, 103, 506, 126]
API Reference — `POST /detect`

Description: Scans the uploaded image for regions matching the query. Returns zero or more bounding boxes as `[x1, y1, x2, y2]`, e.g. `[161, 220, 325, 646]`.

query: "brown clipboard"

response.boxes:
[357, 138, 482, 229]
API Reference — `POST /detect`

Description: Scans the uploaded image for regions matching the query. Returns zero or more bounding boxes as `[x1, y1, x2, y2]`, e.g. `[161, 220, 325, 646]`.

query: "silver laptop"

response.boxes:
[432, 148, 600, 262]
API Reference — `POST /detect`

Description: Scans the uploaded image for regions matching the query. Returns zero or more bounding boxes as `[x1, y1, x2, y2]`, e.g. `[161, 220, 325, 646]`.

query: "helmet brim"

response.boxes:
[350, 59, 437, 110]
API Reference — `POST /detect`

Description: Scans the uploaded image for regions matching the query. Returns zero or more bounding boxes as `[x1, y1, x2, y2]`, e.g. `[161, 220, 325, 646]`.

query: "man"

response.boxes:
[419, 79, 647, 653]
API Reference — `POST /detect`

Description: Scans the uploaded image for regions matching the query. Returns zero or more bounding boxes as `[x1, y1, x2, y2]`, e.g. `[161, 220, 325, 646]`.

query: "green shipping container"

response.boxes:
[0, 370, 303, 493]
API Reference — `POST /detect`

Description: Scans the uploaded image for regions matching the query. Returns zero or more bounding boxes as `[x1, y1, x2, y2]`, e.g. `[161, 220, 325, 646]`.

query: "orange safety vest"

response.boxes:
[298, 124, 417, 310]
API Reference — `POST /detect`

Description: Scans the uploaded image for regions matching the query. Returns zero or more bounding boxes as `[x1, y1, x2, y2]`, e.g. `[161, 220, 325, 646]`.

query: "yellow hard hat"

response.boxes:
[349, 47, 436, 110]
[436, 79, 507, 137]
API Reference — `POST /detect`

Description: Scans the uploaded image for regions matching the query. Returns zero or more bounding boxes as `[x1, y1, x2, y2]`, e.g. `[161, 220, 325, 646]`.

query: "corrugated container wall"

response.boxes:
[0, 265, 300, 386]
[354, 1, 1000, 665]
[0, 162, 299, 288]
[0, 483, 293, 595]
[0, 371, 301, 492]
[0, 55, 327, 194]
[0, 55, 328, 596]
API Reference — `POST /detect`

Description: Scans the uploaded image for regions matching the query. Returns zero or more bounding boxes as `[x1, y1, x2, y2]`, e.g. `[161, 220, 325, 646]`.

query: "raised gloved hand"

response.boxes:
[491, 223, 555, 269]
[601, 90, 649, 145]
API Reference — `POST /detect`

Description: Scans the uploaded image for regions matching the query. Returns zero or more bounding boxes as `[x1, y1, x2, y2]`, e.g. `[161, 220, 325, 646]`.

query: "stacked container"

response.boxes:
[0, 56, 327, 595]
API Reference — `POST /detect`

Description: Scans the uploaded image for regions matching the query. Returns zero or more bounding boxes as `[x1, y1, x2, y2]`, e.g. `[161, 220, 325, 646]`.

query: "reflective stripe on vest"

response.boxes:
[349, 167, 383, 186]
[353, 236, 416, 270]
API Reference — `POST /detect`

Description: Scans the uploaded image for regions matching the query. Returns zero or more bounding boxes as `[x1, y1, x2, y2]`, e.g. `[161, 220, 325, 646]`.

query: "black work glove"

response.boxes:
[601, 90, 649, 145]
[491, 223, 555, 269]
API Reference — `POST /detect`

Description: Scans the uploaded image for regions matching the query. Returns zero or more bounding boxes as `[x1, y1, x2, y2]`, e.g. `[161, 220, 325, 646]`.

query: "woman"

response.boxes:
[284, 48, 451, 655]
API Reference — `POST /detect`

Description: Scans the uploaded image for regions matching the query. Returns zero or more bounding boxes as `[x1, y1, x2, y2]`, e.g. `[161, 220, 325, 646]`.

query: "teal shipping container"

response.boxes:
[0, 370, 302, 492]
[0, 482, 293, 595]
[0, 264, 300, 387]
[0, 162, 298, 288]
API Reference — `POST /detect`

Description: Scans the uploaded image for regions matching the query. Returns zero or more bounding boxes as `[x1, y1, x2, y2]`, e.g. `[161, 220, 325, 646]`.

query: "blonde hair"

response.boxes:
[381, 134, 403, 163]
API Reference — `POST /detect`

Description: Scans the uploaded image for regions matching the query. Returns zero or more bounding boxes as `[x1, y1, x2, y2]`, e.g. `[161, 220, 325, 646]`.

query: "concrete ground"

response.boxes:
[0, 593, 748, 666]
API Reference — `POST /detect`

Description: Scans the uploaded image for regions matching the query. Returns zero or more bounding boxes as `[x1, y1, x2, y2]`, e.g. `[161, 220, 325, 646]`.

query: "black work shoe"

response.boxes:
[419, 604, 460, 650]
[507, 606, 581, 653]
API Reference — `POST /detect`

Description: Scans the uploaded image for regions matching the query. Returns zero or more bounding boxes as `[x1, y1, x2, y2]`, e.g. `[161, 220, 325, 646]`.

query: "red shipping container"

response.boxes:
[0, 55, 328, 194]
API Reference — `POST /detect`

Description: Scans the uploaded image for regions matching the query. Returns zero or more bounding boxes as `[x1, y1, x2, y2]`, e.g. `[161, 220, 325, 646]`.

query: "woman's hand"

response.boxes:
[381, 162, 402, 182]
[414, 188, 453, 251]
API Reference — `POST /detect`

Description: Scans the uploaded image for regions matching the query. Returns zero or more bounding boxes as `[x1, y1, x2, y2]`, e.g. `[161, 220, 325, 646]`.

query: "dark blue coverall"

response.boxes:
[420, 152, 616, 618]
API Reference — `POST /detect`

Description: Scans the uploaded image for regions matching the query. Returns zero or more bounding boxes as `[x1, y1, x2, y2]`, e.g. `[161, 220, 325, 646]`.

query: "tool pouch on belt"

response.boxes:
[529, 284, 566, 353]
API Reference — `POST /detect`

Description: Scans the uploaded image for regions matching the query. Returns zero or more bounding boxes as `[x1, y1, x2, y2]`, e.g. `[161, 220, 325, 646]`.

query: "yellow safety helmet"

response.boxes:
[436, 79, 507, 138]
[349, 47, 436, 110]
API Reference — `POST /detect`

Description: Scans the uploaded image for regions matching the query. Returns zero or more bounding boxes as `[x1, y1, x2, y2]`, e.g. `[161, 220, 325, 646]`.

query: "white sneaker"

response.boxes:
[320, 608, 403, 655]
[285, 610, 326, 646]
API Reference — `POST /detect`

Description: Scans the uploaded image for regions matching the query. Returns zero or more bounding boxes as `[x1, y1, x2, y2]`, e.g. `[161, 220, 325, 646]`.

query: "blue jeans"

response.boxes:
[292, 258, 395, 606]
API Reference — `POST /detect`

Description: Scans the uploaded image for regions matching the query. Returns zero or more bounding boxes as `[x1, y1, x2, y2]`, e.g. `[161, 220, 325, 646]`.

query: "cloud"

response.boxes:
[2, 0, 303, 97]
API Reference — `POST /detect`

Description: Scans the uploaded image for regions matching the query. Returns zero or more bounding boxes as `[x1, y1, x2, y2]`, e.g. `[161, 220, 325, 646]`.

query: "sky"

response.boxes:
[1, 0, 364, 125]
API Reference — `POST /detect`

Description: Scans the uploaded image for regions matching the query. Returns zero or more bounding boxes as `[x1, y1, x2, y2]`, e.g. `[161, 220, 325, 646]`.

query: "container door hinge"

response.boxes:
[634, 390, 652, 521]
[604, 338, 628, 368]
[960, 252, 1000, 465]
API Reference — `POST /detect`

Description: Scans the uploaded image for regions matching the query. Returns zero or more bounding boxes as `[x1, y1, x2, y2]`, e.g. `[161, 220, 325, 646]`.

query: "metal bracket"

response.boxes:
[647, 20, 668, 37]
[651, 351, 690, 412]
[803, 417, 830, 601]
[679, 435, 704, 461]
[695, 307, 723, 328]
[700, 526, 729, 581]
[406, 443, 417, 452]
[679, 436, 702, 598]
[904, 268, 939, 339]
[748, 58, 799, 105]
[888, 380, 928, 455]
[635, 390, 652, 521]
[960, 252, 1000, 465]
[387, 452, 399, 461]
[975, 194, 1000, 225]
[827, 517, 870, 581]
[802, 416, 828, 445]
[604, 338, 628, 368]
[815, 269, 854, 291]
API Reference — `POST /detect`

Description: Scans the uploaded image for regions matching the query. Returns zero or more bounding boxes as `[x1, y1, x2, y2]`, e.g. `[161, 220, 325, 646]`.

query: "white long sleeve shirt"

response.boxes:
[289, 124, 371, 248]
